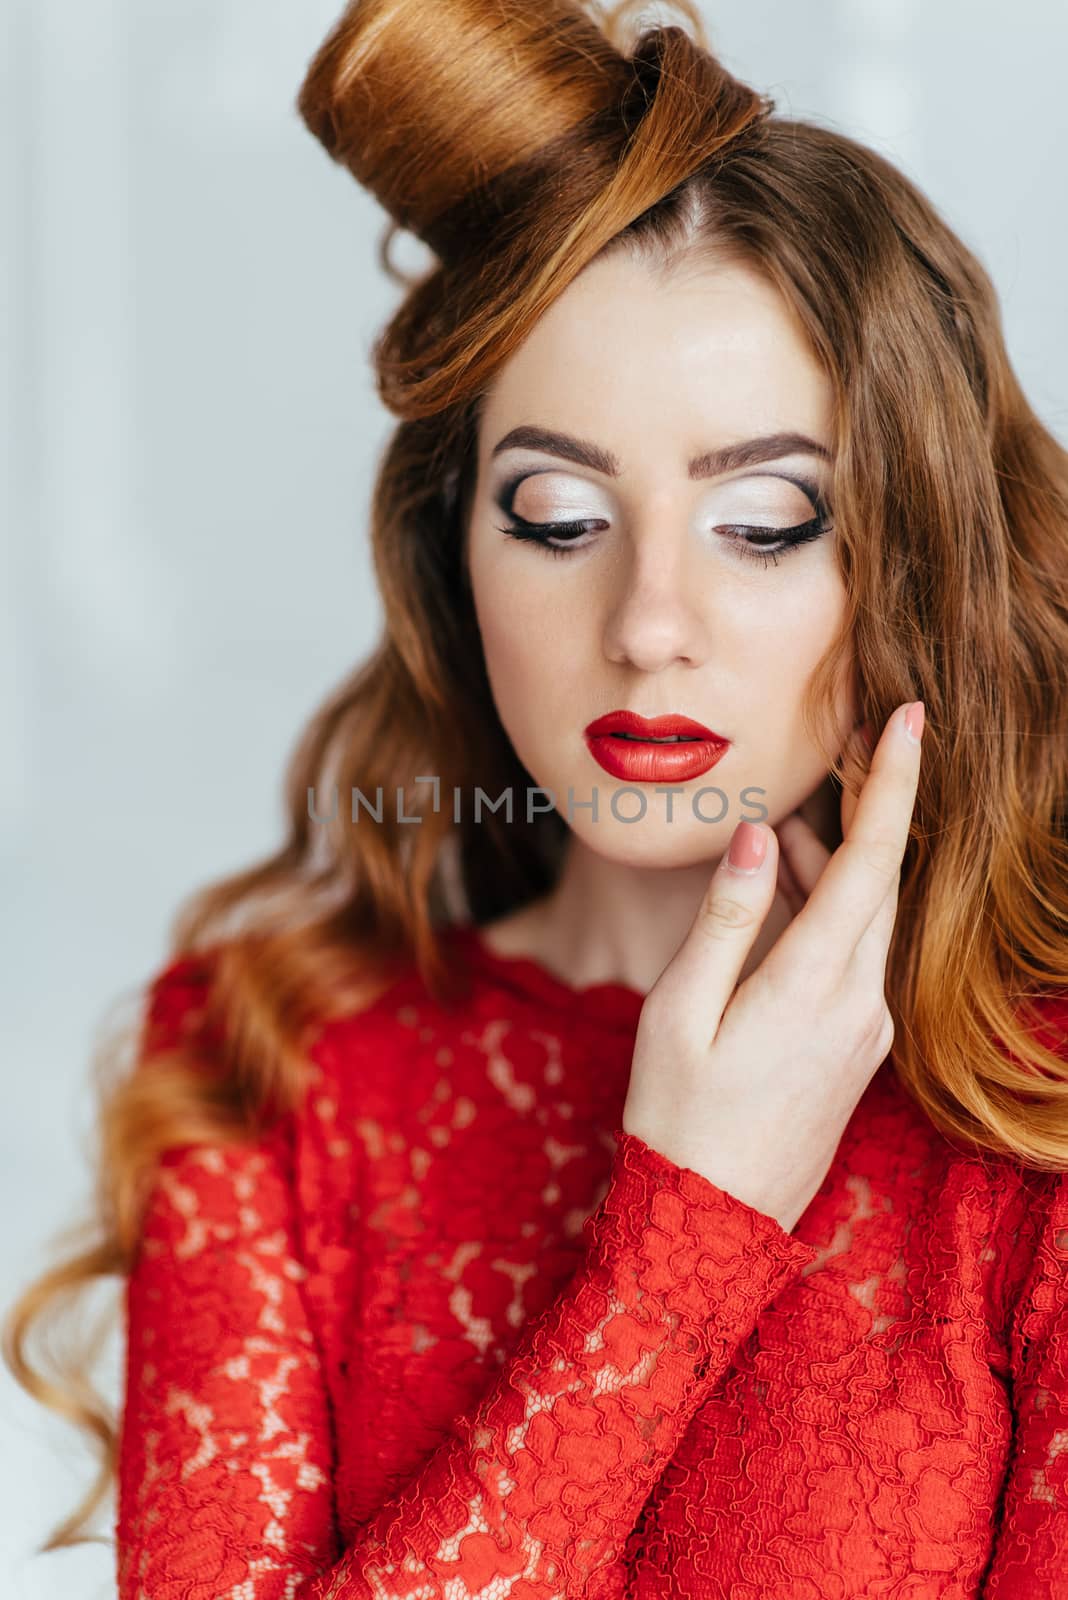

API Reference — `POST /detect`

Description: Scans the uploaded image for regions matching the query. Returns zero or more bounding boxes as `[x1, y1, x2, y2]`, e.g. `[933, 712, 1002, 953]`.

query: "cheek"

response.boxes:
[469, 560, 543, 731]
[478, 613, 532, 708]
[754, 559, 847, 662]
[733, 569, 851, 737]
[471, 549, 586, 689]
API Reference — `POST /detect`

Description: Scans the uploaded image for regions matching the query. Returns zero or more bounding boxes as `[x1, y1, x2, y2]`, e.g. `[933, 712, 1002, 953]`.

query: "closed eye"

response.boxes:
[494, 508, 832, 569]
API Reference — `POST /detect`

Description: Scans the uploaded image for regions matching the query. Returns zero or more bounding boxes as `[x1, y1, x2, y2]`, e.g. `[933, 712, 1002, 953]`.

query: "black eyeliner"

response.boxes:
[491, 467, 834, 568]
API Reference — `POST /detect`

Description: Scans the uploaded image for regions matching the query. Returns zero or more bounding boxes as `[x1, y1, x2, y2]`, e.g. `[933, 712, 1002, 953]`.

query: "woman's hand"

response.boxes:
[622, 701, 924, 1234]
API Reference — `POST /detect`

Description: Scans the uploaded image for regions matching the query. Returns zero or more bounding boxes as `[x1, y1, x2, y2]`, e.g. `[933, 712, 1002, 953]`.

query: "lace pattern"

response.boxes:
[114, 951, 1068, 1598]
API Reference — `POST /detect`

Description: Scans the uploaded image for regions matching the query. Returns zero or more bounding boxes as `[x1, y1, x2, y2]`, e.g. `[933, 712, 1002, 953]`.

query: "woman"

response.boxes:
[5, 0, 1068, 1594]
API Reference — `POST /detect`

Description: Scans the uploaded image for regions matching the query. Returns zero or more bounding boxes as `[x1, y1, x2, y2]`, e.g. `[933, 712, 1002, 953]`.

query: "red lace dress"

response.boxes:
[115, 924, 1068, 1599]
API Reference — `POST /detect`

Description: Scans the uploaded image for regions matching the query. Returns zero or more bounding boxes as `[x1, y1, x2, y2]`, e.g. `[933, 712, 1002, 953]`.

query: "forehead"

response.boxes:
[479, 249, 832, 458]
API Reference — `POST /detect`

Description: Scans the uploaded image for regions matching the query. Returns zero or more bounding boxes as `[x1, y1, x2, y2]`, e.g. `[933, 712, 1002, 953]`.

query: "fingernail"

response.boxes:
[726, 820, 767, 873]
[903, 702, 925, 745]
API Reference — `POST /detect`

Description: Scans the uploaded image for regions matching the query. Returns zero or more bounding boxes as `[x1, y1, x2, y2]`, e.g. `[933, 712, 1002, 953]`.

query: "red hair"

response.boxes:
[6, 0, 1068, 1556]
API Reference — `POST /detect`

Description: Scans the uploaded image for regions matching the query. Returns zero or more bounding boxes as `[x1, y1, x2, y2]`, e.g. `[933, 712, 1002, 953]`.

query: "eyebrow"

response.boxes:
[490, 424, 832, 479]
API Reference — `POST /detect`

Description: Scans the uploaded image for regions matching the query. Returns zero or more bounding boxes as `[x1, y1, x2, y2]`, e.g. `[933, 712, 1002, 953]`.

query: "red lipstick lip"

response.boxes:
[584, 710, 728, 741]
[583, 710, 731, 784]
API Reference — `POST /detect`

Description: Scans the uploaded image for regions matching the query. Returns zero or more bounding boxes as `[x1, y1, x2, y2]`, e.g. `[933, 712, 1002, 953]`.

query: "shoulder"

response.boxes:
[137, 932, 430, 1060]
[997, 1163, 1068, 1378]
[138, 944, 223, 1057]
[978, 988, 1068, 1338]
[1017, 988, 1068, 1061]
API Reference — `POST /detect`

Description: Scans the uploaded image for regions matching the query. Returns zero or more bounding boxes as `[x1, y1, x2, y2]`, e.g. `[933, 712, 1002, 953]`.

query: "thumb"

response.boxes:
[658, 821, 779, 1028]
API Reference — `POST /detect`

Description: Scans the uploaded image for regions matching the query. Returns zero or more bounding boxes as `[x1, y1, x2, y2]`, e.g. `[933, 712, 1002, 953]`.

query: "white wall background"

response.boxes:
[3, 1, 1066, 1593]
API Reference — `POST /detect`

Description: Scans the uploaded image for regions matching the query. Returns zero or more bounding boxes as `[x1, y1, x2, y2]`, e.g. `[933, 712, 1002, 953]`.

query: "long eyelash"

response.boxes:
[729, 512, 830, 568]
[493, 514, 601, 561]
[494, 508, 833, 567]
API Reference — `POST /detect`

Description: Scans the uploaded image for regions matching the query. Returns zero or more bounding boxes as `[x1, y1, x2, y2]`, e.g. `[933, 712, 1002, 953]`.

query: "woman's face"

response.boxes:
[465, 247, 857, 867]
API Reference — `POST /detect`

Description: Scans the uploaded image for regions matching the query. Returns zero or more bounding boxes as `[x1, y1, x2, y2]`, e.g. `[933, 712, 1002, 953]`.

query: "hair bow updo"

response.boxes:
[296, 0, 772, 418]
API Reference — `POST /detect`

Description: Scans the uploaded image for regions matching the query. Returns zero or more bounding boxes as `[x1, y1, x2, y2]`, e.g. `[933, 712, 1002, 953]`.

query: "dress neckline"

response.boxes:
[445, 922, 647, 1031]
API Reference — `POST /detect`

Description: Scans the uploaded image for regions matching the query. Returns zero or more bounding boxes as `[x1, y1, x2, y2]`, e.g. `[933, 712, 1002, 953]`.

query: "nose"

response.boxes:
[601, 523, 708, 673]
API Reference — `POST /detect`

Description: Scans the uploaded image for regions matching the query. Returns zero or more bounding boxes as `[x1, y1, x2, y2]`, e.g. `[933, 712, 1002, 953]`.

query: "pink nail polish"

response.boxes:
[727, 820, 767, 873]
[904, 702, 925, 744]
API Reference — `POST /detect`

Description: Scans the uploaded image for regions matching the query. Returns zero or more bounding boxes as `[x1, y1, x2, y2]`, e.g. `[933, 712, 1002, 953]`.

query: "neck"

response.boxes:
[480, 774, 842, 996]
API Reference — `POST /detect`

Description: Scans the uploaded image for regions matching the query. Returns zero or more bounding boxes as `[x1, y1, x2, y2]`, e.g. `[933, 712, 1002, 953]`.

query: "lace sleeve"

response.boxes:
[115, 962, 818, 1599]
[980, 1169, 1068, 1596]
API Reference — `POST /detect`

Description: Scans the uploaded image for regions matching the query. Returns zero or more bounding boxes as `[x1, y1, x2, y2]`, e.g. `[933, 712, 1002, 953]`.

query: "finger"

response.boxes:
[776, 841, 806, 918]
[776, 810, 832, 900]
[775, 723, 876, 908]
[778, 782, 899, 962]
[841, 778, 860, 842]
[844, 902, 902, 1081]
[841, 721, 876, 839]
[659, 820, 780, 1027]
[790, 701, 924, 968]
[852, 797, 909, 973]
[851, 869, 901, 987]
